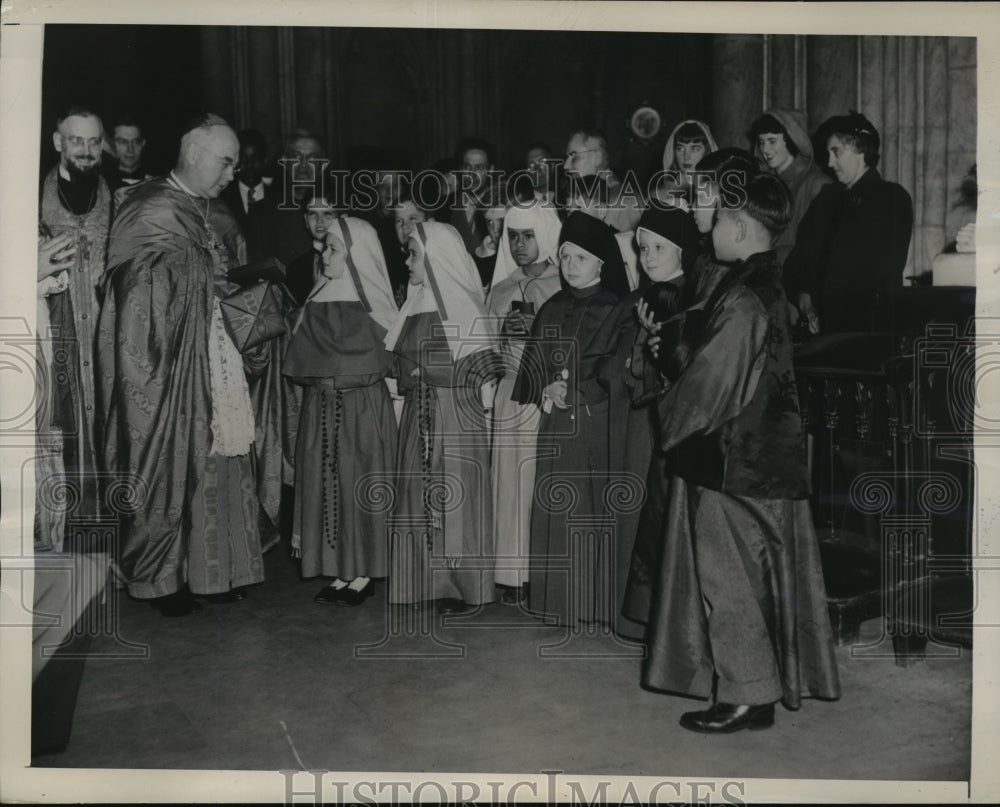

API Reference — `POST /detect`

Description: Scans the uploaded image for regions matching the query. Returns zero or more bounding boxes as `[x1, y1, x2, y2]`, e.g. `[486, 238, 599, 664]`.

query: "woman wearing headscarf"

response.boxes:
[513, 211, 628, 626]
[582, 206, 699, 639]
[385, 221, 505, 615]
[749, 109, 832, 266]
[283, 214, 400, 606]
[653, 120, 719, 207]
[485, 199, 563, 604]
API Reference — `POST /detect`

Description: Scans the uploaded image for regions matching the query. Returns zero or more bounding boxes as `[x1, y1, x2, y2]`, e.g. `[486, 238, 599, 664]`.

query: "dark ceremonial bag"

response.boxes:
[227, 256, 287, 285]
[220, 259, 290, 351]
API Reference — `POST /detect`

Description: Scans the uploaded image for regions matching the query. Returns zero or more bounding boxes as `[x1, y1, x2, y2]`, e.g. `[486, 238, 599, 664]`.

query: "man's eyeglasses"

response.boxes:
[63, 136, 103, 149]
[566, 148, 600, 161]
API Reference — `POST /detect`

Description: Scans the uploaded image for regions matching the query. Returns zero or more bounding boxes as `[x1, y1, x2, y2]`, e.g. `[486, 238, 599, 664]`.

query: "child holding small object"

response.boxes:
[581, 205, 700, 639]
[513, 211, 628, 626]
[485, 200, 563, 605]
[638, 173, 840, 732]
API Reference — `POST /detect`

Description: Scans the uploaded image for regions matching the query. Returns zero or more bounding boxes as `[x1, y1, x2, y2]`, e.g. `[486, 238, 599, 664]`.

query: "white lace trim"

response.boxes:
[207, 300, 255, 456]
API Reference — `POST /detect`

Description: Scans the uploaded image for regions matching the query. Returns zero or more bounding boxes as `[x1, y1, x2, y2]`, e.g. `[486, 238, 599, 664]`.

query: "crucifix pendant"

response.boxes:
[78, 234, 90, 264]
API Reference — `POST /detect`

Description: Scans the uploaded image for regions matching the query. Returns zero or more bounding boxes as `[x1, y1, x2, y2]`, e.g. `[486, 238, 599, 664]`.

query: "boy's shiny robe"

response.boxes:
[633, 251, 839, 707]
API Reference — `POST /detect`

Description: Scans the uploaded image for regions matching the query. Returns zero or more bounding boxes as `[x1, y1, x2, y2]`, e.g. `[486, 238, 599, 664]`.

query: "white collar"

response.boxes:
[169, 170, 203, 199]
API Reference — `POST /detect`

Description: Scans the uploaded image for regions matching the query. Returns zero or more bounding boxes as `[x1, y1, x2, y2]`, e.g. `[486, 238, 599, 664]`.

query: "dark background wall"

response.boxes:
[40, 25, 713, 183]
[198, 27, 714, 181]
[40, 25, 975, 274]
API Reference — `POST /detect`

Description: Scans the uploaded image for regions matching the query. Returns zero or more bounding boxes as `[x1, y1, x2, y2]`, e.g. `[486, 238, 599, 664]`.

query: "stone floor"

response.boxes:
[32, 545, 972, 782]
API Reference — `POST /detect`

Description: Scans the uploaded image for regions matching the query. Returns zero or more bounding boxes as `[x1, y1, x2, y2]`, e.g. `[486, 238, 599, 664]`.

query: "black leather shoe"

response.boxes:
[499, 586, 526, 605]
[198, 589, 247, 604]
[437, 597, 468, 615]
[150, 590, 202, 617]
[314, 584, 348, 604]
[338, 581, 374, 607]
[679, 702, 775, 734]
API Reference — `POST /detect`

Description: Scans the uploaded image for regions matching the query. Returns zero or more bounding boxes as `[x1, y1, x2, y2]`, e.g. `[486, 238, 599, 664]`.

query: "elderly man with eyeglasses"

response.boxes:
[97, 114, 273, 616]
[563, 129, 643, 233]
[38, 106, 114, 533]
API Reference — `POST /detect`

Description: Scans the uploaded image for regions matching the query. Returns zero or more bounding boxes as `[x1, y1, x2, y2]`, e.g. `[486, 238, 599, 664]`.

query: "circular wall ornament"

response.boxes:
[629, 105, 662, 140]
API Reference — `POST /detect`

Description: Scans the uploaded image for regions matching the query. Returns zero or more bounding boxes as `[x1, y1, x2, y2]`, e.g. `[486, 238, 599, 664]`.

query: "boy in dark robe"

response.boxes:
[639, 173, 840, 732]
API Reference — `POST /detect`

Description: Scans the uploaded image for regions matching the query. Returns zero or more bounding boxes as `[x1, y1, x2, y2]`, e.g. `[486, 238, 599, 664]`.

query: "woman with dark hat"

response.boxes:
[512, 211, 628, 627]
[783, 112, 913, 334]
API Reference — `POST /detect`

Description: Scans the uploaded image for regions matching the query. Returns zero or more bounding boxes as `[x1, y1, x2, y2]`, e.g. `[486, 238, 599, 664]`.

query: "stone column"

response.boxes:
[805, 35, 858, 132]
[769, 34, 799, 112]
[292, 27, 326, 142]
[711, 34, 764, 149]
[945, 38, 977, 241]
[245, 27, 281, 154]
[199, 28, 236, 124]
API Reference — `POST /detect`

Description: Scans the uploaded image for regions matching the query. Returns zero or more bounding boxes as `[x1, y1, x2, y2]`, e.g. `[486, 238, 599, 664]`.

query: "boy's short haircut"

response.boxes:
[692, 147, 761, 210]
[695, 146, 759, 177]
[748, 113, 799, 158]
[740, 173, 793, 237]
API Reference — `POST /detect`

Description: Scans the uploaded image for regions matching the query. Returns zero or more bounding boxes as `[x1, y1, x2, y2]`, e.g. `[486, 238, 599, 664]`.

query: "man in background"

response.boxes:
[222, 128, 271, 231]
[449, 137, 497, 258]
[102, 114, 151, 192]
[563, 128, 642, 233]
[246, 127, 327, 266]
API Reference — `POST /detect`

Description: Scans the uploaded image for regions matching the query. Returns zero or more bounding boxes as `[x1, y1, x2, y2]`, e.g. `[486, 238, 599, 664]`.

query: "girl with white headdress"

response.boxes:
[283, 214, 400, 607]
[484, 199, 562, 604]
[384, 221, 504, 615]
[653, 119, 719, 207]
